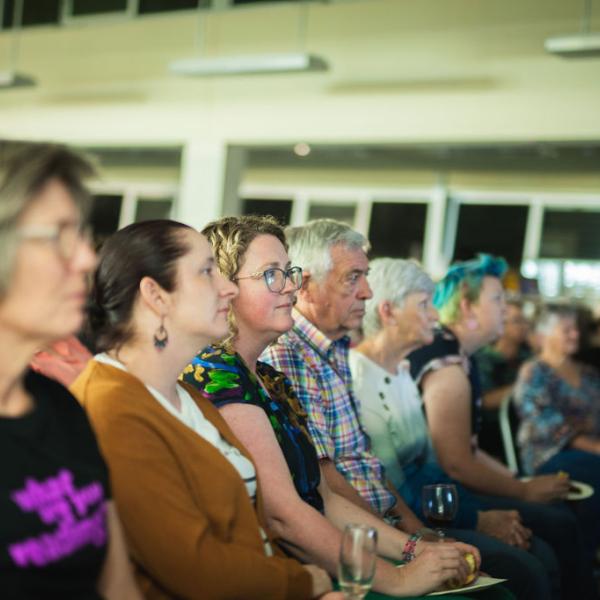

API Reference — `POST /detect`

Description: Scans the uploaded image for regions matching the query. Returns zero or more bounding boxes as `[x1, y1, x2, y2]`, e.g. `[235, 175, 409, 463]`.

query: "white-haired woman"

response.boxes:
[350, 258, 559, 600]
[514, 304, 600, 566]
[0, 144, 141, 599]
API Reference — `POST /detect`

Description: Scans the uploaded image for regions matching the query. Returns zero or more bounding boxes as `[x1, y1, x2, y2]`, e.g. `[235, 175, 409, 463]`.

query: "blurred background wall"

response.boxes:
[1, 0, 600, 300]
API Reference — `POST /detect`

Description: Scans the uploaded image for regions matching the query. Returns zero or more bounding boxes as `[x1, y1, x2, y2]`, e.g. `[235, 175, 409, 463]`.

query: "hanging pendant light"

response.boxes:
[0, 0, 36, 89]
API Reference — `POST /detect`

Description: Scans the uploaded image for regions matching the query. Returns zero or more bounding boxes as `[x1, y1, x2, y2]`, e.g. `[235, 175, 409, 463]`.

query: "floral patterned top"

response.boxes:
[513, 359, 600, 474]
[181, 346, 324, 513]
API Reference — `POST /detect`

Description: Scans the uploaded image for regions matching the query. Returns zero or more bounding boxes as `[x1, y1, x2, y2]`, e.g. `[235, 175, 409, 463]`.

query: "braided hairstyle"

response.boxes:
[201, 215, 287, 347]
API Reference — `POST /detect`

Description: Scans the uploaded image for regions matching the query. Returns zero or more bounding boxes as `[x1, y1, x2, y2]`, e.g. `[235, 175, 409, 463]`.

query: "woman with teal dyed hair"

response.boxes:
[407, 254, 597, 600]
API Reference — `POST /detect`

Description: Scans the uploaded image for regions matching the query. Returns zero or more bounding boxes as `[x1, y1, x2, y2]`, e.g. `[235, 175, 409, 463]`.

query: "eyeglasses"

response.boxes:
[17, 221, 92, 262]
[234, 266, 303, 294]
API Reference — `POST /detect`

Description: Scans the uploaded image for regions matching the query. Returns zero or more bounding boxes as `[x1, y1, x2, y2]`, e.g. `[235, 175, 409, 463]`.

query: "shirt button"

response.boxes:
[384, 376, 391, 384]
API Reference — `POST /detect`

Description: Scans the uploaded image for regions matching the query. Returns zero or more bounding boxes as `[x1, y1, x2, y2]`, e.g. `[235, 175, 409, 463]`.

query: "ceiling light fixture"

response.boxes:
[293, 142, 311, 157]
[168, 3, 327, 77]
[169, 52, 327, 77]
[545, 0, 600, 58]
[0, 0, 36, 89]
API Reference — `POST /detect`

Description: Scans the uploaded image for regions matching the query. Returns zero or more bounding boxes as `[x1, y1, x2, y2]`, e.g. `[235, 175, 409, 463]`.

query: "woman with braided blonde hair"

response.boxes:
[182, 215, 482, 598]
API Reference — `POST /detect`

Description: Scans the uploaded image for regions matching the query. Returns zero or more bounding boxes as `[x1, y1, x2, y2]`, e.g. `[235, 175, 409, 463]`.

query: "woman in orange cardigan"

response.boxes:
[72, 220, 337, 600]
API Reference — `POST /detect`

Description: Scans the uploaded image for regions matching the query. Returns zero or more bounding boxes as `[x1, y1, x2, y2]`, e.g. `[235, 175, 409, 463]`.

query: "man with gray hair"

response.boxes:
[262, 219, 433, 531]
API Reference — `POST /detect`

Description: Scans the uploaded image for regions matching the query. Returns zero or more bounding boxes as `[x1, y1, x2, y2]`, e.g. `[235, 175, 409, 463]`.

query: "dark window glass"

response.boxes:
[71, 0, 128, 17]
[540, 210, 600, 260]
[369, 202, 427, 260]
[135, 199, 173, 222]
[453, 204, 528, 266]
[2, 0, 60, 28]
[233, 0, 307, 4]
[138, 0, 208, 14]
[308, 203, 355, 225]
[89, 195, 122, 248]
[1, 2, 9, 28]
[242, 198, 292, 226]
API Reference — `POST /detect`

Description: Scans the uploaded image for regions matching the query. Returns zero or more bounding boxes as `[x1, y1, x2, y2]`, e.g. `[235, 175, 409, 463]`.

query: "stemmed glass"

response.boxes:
[422, 483, 458, 540]
[338, 524, 378, 600]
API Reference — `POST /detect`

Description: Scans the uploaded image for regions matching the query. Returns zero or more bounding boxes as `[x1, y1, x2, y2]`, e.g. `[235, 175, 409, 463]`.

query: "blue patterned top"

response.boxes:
[514, 359, 600, 474]
[181, 346, 324, 513]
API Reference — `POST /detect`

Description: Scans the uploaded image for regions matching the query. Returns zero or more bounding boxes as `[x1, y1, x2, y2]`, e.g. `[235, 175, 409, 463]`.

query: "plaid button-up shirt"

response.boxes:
[261, 309, 396, 515]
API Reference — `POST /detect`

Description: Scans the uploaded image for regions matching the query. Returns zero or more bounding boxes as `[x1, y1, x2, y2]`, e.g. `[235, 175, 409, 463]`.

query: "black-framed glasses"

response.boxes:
[17, 220, 92, 262]
[234, 266, 303, 293]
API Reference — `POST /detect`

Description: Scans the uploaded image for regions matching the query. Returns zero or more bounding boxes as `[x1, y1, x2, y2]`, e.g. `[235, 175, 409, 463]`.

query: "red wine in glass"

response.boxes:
[422, 484, 458, 540]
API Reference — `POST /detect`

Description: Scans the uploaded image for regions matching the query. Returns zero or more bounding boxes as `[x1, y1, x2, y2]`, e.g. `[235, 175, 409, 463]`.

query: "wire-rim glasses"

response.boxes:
[17, 220, 92, 262]
[234, 266, 303, 293]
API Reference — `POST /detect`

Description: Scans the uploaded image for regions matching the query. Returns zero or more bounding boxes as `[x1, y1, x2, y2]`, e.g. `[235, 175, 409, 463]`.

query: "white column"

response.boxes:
[423, 183, 449, 279]
[177, 140, 245, 231]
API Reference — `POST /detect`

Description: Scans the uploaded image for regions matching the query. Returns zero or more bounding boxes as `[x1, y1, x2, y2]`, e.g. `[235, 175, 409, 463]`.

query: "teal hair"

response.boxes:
[433, 254, 508, 325]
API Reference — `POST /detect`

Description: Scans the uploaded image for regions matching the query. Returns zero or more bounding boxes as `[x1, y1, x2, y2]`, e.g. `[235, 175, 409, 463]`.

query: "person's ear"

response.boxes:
[139, 276, 170, 318]
[298, 270, 315, 302]
[377, 301, 397, 327]
[300, 270, 310, 291]
[459, 295, 478, 330]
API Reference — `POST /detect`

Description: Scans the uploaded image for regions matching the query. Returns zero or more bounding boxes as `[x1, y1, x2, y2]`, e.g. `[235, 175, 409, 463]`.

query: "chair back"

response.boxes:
[498, 393, 523, 475]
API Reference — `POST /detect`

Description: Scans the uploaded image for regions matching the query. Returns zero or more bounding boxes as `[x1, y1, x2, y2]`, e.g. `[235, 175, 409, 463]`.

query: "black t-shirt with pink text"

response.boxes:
[0, 371, 110, 599]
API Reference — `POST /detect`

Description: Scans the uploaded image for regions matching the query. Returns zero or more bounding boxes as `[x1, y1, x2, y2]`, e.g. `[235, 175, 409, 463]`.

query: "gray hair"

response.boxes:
[0, 143, 95, 297]
[363, 258, 435, 338]
[535, 303, 577, 335]
[285, 218, 370, 281]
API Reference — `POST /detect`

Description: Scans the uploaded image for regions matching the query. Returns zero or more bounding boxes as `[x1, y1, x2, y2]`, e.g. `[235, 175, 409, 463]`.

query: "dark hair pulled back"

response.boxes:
[87, 219, 192, 352]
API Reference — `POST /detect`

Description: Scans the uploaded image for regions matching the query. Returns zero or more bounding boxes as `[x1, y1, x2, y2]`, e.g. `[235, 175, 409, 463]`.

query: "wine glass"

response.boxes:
[338, 524, 378, 600]
[422, 483, 458, 540]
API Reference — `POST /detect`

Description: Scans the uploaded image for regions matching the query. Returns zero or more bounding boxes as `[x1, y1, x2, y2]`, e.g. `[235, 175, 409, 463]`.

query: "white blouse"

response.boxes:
[349, 349, 431, 489]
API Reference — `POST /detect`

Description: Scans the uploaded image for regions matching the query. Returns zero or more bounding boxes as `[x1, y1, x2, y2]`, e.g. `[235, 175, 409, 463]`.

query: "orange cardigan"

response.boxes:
[72, 360, 311, 600]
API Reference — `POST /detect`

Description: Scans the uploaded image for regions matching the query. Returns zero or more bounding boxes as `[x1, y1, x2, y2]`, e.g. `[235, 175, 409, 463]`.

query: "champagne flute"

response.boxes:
[338, 524, 378, 600]
[422, 483, 458, 540]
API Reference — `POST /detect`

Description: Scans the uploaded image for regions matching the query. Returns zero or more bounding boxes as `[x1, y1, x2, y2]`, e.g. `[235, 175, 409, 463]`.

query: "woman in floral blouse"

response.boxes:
[514, 304, 600, 559]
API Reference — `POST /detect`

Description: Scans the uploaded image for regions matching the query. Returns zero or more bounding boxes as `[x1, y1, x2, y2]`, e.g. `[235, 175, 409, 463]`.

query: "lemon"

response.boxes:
[464, 552, 477, 584]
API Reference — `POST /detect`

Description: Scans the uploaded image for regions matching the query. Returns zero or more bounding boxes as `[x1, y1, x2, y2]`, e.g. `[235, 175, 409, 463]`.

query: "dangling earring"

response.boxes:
[153, 318, 169, 350]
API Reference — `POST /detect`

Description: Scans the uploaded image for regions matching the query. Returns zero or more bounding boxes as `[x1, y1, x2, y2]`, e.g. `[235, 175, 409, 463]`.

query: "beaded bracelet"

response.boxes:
[401, 532, 423, 563]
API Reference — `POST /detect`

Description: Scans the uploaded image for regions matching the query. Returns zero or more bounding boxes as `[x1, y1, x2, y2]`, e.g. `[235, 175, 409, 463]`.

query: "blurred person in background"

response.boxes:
[30, 334, 92, 387]
[184, 216, 480, 598]
[350, 257, 559, 599]
[407, 254, 596, 600]
[0, 144, 141, 599]
[73, 220, 337, 600]
[514, 304, 600, 567]
[475, 298, 532, 460]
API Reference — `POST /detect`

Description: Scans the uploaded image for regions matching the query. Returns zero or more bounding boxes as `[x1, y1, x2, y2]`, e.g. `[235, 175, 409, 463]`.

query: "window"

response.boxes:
[453, 204, 528, 266]
[308, 203, 356, 225]
[138, 0, 208, 14]
[368, 202, 427, 260]
[69, 0, 128, 17]
[135, 198, 173, 222]
[89, 194, 122, 248]
[232, 0, 308, 5]
[242, 198, 292, 225]
[540, 209, 600, 260]
[2, 0, 61, 28]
